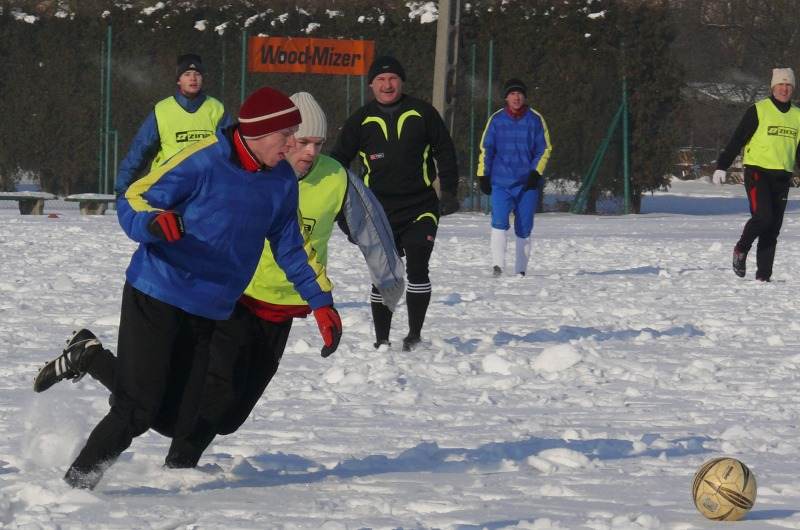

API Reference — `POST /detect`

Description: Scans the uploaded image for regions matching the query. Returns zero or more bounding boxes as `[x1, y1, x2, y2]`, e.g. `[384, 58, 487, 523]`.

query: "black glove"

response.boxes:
[313, 305, 342, 357]
[479, 175, 492, 195]
[440, 192, 460, 216]
[526, 170, 542, 190]
[148, 211, 185, 242]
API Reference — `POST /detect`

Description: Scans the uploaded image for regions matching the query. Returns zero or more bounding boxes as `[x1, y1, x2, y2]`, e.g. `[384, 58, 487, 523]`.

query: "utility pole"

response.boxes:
[432, 0, 460, 131]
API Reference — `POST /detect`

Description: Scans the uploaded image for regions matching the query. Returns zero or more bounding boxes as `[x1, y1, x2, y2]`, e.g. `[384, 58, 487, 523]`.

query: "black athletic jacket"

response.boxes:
[330, 94, 458, 228]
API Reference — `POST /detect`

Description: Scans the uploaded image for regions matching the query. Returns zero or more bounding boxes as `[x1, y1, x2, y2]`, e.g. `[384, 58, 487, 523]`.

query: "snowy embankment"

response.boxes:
[2, 179, 800, 528]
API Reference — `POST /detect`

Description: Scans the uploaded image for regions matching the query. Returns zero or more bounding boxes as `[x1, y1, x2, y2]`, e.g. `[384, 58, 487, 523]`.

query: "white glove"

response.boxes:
[712, 169, 726, 185]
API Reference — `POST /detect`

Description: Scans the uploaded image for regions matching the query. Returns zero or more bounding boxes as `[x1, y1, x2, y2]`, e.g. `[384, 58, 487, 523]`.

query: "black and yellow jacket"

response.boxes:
[331, 94, 458, 228]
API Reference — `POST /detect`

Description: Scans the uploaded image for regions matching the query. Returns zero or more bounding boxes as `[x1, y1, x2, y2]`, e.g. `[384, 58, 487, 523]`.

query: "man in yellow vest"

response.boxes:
[114, 53, 231, 195]
[713, 68, 800, 281]
[163, 91, 405, 468]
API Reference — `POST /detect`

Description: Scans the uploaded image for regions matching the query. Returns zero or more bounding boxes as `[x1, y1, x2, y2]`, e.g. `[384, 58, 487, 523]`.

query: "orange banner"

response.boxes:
[249, 37, 374, 76]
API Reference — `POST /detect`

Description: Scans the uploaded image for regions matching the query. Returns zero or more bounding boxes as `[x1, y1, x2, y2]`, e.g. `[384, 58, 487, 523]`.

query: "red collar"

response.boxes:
[505, 104, 529, 119]
[233, 128, 262, 172]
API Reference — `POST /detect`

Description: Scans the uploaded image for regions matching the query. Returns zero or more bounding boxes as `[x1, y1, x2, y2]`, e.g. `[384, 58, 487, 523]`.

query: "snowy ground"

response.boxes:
[2, 179, 800, 528]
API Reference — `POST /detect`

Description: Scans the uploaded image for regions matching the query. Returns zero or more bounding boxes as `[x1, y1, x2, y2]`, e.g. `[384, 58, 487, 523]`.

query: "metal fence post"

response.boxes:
[622, 77, 630, 214]
[469, 43, 476, 210]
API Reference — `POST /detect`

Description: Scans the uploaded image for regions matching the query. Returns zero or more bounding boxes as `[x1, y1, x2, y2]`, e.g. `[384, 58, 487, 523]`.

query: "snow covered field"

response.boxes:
[2, 179, 800, 528]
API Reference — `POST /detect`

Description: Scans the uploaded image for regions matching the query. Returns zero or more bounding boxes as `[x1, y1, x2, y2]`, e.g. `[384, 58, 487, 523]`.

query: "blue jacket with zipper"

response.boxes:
[117, 128, 333, 320]
[478, 107, 552, 189]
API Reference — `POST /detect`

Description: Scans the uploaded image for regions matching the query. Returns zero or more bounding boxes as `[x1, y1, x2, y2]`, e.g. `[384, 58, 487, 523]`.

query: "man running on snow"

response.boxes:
[34, 92, 402, 471]
[713, 67, 800, 282]
[33, 86, 341, 490]
[477, 78, 552, 277]
[331, 55, 460, 352]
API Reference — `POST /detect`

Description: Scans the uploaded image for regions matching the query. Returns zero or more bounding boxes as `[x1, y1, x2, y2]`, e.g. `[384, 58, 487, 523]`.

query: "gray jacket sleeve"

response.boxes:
[340, 172, 405, 311]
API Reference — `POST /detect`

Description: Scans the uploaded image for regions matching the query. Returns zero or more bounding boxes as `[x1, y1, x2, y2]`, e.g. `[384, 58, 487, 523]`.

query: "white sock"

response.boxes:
[515, 236, 531, 274]
[491, 228, 507, 268]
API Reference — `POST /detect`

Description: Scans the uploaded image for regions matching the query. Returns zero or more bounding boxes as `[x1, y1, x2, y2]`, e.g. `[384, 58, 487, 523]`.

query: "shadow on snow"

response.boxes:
[443, 324, 703, 354]
[168, 433, 713, 493]
[640, 194, 800, 216]
[493, 323, 704, 347]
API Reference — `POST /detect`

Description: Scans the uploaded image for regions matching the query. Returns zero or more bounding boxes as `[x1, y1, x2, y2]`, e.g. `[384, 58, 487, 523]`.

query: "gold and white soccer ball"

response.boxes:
[692, 457, 757, 521]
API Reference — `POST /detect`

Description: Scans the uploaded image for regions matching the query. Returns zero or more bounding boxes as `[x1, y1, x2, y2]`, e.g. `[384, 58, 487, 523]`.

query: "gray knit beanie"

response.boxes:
[771, 68, 795, 88]
[289, 92, 327, 139]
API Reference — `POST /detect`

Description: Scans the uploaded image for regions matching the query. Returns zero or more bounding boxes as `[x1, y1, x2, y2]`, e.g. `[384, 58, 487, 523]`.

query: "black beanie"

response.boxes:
[367, 56, 406, 84]
[176, 54, 205, 80]
[503, 78, 527, 98]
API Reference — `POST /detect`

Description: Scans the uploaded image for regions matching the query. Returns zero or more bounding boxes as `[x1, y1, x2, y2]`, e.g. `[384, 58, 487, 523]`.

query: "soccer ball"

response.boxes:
[692, 457, 757, 521]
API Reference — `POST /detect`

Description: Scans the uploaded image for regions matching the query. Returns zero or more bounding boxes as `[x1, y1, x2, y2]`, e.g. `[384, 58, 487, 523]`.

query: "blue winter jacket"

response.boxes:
[115, 91, 233, 195]
[477, 106, 552, 189]
[117, 129, 333, 320]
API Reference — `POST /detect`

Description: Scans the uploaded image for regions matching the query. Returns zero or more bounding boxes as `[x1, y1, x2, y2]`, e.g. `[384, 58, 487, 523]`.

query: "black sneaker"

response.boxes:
[373, 340, 391, 350]
[402, 335, 421, 352]
[33, 329, 102, 393]
[732, 247, 747, 278]
[64, 466, 103, 490]
[492, 266, 502, 277]
[756, 276, 771, 283]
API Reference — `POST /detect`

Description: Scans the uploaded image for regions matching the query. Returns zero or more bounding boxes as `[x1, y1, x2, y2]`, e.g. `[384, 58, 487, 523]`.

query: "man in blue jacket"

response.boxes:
[477, 78, 552, 277]
[35, 93, 402, 471]
[114, 53, 232, 195]
[51, 86, 342, 490]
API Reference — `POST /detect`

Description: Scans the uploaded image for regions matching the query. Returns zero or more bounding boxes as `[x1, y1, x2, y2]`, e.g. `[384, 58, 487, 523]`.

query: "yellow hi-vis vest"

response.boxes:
[151, 95, 225, 168]
[743, 98, 800, 172]
[243, 154, 347, 306]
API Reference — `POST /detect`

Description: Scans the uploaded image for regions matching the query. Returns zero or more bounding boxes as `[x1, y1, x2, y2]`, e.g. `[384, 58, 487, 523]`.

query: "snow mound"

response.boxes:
[531, 344, 582, 373]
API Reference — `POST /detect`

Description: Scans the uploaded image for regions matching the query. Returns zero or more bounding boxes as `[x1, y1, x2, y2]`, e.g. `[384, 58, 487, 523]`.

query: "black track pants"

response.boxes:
[165, 304, 293, 468]
[737, 167, 791, 279]
[370, 215, 437, 342]
[67, 282, 213, 486]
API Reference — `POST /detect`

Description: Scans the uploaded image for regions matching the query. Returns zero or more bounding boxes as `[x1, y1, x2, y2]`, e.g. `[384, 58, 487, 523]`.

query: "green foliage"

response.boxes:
[0, 0, 685, 212]
[617, 1, 684, 210]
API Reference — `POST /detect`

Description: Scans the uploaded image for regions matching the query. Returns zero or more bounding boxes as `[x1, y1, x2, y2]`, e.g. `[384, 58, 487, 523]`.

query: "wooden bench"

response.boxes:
[0, 191, 57, 215]
[64, 193, 116, 215]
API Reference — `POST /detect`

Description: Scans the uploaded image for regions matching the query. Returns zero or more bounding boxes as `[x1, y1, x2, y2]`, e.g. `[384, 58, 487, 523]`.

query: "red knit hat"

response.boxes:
[238, 87, 301, 139]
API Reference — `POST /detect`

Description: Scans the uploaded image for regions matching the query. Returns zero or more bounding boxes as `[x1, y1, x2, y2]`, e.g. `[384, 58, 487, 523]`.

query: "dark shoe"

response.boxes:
[402, 335, 421, 352]
[492, 266, 502, 277]
[165, 419, 218, 469]
[33, 329, 102, 393]
[164, 454, 200, 469]
[64, 466, 103, 490]
[373, 340, 391, 350]
[732, 247, 747, 278]
[518, 271, 526, 277]
[756, 276, 771, 282]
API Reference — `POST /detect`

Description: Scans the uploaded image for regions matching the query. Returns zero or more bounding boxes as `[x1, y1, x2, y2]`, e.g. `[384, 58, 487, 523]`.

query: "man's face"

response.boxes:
[773, 83, 794, 103]
[371, 73, 403, 105]
[505, 90, 526, 111]
[286, 136, 325, 177]
[245, 126, 298, 168]
[177, 70, 203, 98]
